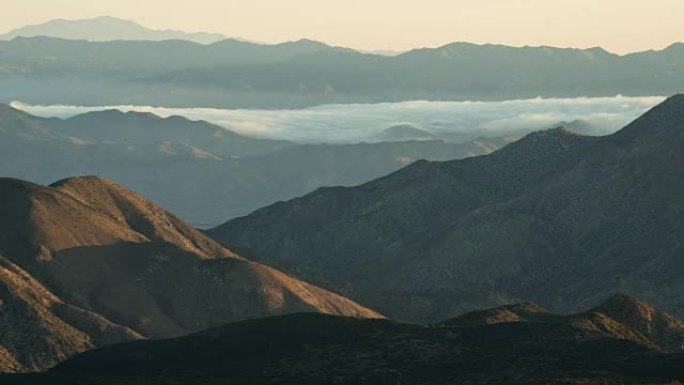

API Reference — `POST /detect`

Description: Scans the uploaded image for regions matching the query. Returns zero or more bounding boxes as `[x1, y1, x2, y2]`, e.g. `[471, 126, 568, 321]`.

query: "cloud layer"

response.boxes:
[12, 96, 665, 143]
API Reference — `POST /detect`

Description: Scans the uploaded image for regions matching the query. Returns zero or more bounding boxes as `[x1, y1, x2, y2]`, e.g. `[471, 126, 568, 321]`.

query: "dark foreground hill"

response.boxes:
[0, 176, 379, 372]
[210, 94, 684, 322]
[5, 294, 684, 385]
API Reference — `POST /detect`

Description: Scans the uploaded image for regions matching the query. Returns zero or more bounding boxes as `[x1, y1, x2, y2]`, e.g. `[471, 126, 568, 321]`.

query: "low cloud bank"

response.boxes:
[12, 96, 665, 143]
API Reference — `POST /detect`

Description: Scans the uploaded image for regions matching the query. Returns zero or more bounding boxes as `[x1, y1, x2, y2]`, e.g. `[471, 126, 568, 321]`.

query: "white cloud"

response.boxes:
[11, 95, 665, 143]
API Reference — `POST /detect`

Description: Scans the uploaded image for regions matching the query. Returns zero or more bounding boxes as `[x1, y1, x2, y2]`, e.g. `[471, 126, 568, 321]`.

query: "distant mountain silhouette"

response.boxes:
[10, 295, 684, 384]
[0, 105, 513, 226]
[210, 95, 684, 322]
[0, 176, 379, 372]
[1, 37, 683, 107]
[60, 109, 290, 158]
[0, 16, 227, 44]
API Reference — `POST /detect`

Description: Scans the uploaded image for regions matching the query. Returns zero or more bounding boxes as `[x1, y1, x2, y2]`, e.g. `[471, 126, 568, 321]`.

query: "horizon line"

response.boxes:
[2, 15, 683, 57]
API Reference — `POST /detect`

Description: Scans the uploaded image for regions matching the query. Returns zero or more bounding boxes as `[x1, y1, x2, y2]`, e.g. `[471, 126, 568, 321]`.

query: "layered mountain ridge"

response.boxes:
[0, 104, 513, 226]
[210, 95, 684, 322]
[1, 34, 683, 108]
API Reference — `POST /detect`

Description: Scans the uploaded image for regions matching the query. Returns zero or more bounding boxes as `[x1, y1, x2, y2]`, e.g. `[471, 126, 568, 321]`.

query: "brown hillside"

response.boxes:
[0, 177, 380, 372]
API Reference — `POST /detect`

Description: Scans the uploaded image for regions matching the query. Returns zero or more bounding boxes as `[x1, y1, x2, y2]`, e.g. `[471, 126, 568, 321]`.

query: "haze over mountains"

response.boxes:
[210, 95, 684, 322]
[17, 95, 656, 144]
[3, 14, 684, 384]
[0, 17, 683, 108]
[0, 104, 513, 226]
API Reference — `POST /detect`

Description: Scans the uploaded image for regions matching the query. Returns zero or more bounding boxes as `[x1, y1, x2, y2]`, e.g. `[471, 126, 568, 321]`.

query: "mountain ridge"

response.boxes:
[2, 35, 684, 108]
[0, 176, 380, 372]
[209, 95, 684, 322]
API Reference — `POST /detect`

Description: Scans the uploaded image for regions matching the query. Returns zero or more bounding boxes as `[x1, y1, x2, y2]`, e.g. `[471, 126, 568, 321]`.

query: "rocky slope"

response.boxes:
[210, 95, 684, 322]
[0, 177, 379, 372]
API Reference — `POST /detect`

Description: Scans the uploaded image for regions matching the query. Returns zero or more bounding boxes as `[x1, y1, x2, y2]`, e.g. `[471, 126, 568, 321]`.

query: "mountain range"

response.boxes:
[0, 16, 228, 44]
[0, 176, 379, 372]
[0, 104, 513, 226]
[0, 27, 683, 107]
[6, 294, 684, 384]
[209, 95, 684, 323]
[4, 14, 684, 385]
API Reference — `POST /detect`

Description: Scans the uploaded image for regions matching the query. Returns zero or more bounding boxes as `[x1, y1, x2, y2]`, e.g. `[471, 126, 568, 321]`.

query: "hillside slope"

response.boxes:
[210, 95, 684, 321]
[0, 177, 380, 372]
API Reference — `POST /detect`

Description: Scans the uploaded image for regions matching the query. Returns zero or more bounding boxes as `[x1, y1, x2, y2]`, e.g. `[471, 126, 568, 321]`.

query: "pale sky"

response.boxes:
[2, 0, 684, 53]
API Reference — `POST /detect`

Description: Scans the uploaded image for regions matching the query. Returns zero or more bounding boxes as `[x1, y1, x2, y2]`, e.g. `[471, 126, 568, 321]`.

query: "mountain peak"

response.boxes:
[589, 293, 684, 352]
[74, 109, 163, 121]
[652, 93, 684, 108]
[614, 94, 684, 141]
[49, 175, 238, 260]
[487, 126, 588, 161]
[63, 16, 143, 28]
[592, 293, 651, 314]
[1, 16, 227, 44]
[372, 124, 437, 142]
[534, 126, 582, 136]
[49, 175, 115, 189]
[284, 38, 328, 47]
[442, 301, 552, 327]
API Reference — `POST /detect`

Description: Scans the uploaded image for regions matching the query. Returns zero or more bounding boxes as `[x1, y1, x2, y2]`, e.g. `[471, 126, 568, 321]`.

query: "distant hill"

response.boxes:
[60, 109, 290, 158]
[0, 16, 227, 44]
[209, 95, 684, 322]
[0, 105, 514, 226]
[370, 124, 438, 142]
[9, 294, 684, 384]
[0, 176, 379, 372]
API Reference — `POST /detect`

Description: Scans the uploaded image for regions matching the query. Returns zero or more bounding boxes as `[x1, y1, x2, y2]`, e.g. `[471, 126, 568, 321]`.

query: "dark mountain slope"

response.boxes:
[210, 95, 684, 322]
[9, 295, 684, 384]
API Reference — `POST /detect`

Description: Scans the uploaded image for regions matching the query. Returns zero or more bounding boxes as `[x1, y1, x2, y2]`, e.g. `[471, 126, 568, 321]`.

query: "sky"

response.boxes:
[2, 0, 684, 53]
